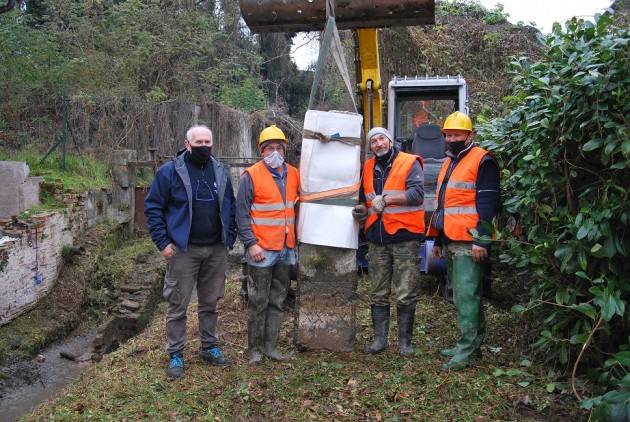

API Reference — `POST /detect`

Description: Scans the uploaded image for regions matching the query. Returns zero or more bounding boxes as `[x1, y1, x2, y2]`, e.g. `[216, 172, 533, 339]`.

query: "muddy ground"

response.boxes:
[24, 262, 588, 421]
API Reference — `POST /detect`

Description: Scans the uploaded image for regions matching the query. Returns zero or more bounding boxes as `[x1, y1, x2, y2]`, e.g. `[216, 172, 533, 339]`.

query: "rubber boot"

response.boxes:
[442, 252, 485, 371]
[247, 265, 273, 364]
[397, 303, 416, 357]
[264, 308, 288, 361]
[365, 304, 390, 354]
[440, 346, 458, 357]
[239, 258, 248, 299]
[264, 264, 290, 361]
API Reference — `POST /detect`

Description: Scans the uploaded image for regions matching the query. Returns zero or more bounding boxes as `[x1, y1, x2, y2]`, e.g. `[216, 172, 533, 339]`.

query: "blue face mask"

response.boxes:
[263, 150, 285, 169]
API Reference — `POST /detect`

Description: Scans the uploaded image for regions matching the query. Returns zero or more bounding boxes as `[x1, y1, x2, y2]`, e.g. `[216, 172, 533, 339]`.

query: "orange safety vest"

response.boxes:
[363, 152, 425, 235]
[435, 146, 489, 241]
[244, 161, 300, 251]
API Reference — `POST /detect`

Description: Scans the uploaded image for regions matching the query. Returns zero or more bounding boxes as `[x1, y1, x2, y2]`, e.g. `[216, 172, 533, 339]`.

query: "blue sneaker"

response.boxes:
[200, 345, 230, 367]
[166, 353, 184, 379]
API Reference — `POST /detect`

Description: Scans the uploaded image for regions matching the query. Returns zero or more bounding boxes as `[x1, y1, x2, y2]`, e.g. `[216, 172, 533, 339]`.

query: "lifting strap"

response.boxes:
[307, 0, 357, 113]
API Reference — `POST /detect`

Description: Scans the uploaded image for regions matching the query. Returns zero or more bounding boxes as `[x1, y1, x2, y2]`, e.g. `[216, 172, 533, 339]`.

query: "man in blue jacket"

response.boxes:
[145, 125, 237, 379]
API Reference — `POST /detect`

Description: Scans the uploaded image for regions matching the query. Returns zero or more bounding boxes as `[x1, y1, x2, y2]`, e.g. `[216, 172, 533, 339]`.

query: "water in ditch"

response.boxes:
[0, 329, 97, 421]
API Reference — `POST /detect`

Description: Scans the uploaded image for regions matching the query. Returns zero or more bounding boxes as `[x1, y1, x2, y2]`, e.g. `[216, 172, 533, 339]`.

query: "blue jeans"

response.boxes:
[246, 246, 296, 268]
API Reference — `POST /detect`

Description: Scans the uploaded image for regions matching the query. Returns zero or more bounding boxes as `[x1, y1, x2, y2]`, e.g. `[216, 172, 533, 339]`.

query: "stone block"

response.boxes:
[0, 161, 41, 219]
[295, 244, 357, 352]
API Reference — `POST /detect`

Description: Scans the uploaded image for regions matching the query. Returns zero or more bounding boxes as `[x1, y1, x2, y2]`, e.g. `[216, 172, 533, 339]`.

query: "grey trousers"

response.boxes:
[163, 244, 227, 355]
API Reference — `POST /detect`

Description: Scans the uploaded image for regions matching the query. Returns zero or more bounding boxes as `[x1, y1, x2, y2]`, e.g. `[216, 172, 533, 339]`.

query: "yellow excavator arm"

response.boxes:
[356, 28, 383, 134]
[238, 0, 435, 134]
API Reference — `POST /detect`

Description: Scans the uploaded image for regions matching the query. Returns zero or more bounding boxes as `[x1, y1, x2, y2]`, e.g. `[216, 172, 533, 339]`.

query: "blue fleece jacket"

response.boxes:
[144, 149, 237, 251]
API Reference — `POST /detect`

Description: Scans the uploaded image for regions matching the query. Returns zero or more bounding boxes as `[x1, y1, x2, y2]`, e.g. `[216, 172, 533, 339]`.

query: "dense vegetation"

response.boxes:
[2, 0, 627, 418]
[478, 13, 629, 420]
[0, 0, 310, 149]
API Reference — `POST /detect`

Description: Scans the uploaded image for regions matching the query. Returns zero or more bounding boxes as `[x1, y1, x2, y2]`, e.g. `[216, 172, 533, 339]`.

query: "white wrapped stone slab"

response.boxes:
[299, 110, 362, 194]
[298, 110, 363, 249]
[298, 202, 359, 249]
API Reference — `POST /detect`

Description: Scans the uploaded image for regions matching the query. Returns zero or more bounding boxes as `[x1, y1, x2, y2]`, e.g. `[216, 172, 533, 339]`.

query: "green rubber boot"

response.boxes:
[247, 265, 274, 364]
[442, 249, 485, 371]
[264, 264, 290, 361]
[440, 346, 458, 357]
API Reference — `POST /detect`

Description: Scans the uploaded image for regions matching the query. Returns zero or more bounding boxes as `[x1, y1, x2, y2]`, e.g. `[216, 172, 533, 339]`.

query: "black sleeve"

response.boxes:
[474, 156, 500, 247]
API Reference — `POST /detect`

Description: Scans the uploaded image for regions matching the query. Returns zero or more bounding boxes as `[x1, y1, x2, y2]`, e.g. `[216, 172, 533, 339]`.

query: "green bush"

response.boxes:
[218, 77, 267, 112]
[477, 13, 629, 414]
[437, 0, 509, 24]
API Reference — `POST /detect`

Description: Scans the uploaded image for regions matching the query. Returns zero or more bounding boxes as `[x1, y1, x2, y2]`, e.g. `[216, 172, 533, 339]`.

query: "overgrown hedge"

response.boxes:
[478, 13, 629, 420]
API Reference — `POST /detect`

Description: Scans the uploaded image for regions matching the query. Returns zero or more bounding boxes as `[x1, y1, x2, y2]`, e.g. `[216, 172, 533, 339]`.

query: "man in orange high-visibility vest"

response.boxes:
[431, 112, 500, 370]
[236, 125, 299, 364]
[352, 127, 425, 357]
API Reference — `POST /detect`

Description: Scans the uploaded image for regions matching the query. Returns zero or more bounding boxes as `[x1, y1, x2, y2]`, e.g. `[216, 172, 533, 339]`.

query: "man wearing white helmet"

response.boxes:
[352, 127, 425, 357]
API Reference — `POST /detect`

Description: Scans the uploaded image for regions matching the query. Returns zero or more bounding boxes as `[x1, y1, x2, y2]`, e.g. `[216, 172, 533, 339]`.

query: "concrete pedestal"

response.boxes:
[295, 243, 357, 352]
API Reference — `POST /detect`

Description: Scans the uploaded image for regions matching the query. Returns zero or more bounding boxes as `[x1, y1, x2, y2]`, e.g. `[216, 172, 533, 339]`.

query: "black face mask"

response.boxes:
[447, 141, 467, 156]
[189, 146, 211, 164]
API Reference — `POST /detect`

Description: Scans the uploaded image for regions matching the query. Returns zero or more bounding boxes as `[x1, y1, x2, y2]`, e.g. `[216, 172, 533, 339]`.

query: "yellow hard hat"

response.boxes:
[442, 111, 473, 132]
[259, 125, 287, 145]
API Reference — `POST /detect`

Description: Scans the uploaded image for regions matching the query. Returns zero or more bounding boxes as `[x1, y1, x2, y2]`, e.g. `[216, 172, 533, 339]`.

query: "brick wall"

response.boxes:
[0, 179, 130, 326]
[0, 212, 73, 324]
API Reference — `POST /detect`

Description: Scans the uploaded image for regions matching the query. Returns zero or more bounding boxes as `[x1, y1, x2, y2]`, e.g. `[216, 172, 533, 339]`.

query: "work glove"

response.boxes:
[372, 195, 387, 214]
[352, 204, 368, 220]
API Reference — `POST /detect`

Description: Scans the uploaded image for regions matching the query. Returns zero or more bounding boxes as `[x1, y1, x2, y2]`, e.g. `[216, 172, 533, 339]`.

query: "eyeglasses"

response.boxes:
[263, 145, 285, 153]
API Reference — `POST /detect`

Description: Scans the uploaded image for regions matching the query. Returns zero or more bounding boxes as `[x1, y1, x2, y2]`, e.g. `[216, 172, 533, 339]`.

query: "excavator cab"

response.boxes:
[388, 76, 468, 153]
[388, 77, 468, 271]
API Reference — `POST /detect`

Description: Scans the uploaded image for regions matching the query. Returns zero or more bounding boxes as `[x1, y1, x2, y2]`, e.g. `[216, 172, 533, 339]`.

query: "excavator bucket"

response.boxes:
[239, 0, 435, 33]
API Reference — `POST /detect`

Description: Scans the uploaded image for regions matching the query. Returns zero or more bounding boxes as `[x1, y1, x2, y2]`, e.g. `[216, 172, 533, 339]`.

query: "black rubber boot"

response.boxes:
[397, 303, 416, 357]
[365, 304, 390, 354]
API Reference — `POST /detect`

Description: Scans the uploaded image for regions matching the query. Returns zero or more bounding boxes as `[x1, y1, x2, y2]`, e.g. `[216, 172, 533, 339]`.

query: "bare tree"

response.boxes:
[0, 0, 17, 14]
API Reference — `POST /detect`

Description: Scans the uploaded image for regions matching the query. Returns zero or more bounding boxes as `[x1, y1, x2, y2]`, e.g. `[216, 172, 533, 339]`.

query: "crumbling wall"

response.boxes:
[0, 162, 42, 220]
[0, 213, 72, 325]
[0, 164, 134, 326]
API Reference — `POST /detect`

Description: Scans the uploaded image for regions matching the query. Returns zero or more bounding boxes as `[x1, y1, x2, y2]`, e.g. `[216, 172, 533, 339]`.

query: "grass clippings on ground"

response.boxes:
[26, 266, 588, 421]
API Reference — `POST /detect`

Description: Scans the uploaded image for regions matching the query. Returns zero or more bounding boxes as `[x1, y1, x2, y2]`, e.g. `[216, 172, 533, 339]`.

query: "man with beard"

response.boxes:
[352, 127, 425, 357]
[431, 112, 500, 370]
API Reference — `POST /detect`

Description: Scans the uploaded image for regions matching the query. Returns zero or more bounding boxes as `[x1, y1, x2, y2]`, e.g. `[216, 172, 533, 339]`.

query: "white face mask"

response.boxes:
[263, 150, 285, 168]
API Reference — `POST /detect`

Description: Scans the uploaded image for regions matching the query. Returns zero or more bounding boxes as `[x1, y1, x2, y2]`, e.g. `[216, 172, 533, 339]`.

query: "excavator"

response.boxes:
[238, 0, 467, 289]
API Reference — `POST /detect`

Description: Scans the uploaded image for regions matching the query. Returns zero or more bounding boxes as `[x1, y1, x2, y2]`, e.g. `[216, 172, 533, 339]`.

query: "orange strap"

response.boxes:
[300, 181, 361, 203]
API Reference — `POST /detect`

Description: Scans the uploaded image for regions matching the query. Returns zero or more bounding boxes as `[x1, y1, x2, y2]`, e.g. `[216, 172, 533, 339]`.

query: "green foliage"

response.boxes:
[478, 14, 629, 412]
[145, 86, 167, 103]
[218, 77, 267, 112]
[437, 0, 509, 25]
[0, 1, 272, 133]
[0, 150, 110, 191]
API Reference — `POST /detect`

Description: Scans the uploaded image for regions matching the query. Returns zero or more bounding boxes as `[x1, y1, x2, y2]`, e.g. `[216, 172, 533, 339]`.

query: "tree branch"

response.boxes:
[572, 315, 604, 402]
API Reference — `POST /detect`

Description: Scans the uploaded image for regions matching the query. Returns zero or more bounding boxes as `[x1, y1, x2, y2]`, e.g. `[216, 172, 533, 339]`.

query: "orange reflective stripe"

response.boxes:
[245, 161, 299, 250]
[362, 152, 425, 235]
